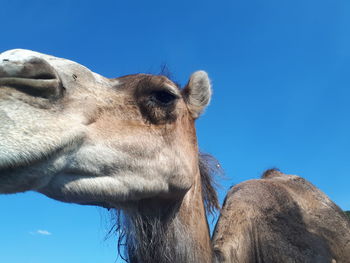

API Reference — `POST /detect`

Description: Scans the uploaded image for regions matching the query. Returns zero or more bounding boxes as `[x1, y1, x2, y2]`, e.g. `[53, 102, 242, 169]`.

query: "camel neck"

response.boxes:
[177, 181, 213, 262]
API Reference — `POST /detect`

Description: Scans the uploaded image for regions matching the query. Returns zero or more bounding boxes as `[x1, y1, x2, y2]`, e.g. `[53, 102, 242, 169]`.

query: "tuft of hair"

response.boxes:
[198, 153, 221, 216]
[261, 168, 284, 179]
[182, 71, 212, 119]
[158, 63, 174, 80]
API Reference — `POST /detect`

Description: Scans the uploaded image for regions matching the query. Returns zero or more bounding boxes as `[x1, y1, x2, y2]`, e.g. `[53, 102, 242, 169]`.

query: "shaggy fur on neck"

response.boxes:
[121, 209, 200, 263]
[110, 153, 221, 263]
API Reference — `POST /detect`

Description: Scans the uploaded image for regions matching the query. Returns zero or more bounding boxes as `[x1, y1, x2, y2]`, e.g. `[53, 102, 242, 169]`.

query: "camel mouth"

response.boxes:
[0, 133, 87, 194]
[0, 77, 63, 99]
[0, 147, 53, 177]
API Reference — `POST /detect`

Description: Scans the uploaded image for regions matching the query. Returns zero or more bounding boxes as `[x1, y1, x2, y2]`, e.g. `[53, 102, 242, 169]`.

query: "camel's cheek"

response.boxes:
[37, 114, 197, 205]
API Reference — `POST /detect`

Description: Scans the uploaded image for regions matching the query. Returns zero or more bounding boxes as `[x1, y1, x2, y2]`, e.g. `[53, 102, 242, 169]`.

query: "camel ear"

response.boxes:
[182, 71, 212, 119]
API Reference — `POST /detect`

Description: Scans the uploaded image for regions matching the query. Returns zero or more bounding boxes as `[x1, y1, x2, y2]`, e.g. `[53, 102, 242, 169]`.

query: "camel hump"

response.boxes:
[261, 168, 285, 179]
[212, 174, 350, 262]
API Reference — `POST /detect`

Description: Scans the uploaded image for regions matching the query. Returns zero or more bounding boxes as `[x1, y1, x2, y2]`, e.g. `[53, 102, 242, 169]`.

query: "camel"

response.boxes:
[0, 49, 349, 263]
[212, 169, 350, 262]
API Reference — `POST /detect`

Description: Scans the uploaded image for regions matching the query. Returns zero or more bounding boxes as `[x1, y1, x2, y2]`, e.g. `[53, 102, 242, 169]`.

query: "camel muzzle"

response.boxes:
[0, 51, 64, 99]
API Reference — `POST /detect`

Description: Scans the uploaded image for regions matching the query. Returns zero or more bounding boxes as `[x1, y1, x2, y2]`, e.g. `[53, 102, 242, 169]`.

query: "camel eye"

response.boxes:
[151, 90, 177, 105]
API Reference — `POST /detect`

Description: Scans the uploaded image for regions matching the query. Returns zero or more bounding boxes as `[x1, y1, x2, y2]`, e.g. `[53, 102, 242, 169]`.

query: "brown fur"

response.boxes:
[212, 169, 350, 263]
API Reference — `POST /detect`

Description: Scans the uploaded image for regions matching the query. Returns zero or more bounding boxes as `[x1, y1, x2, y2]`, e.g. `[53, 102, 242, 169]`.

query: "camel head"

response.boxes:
[0, 49, 212, 209]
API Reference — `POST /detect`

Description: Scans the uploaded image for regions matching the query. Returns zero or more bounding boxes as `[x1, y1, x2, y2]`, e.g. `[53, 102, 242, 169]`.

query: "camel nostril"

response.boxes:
[32, 73, 57, 80]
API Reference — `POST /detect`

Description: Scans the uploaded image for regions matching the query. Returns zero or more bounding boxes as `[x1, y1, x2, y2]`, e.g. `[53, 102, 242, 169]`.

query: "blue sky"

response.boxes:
[1, 0, 350, 262]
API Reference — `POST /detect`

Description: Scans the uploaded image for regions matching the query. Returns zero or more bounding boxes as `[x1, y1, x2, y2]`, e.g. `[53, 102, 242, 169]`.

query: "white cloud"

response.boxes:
[29, 229, 52, 236]
[37, 230, 52, 235]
